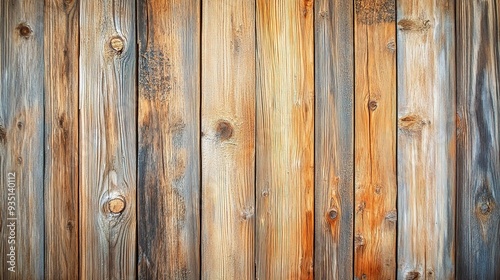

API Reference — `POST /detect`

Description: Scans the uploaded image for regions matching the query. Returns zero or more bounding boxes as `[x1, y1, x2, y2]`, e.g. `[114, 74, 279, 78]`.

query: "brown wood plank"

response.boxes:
[44, 0, 79, 278]
[314, 0, 354, 279]
[256, 0, 315, 278]
[396, 0, 456, 278]
[354, 1, 397, 279]
[0, 0, 45, 278]
[201, 0, 255, 279]
[79, 0, 137, 278]
[456, 0, 500, 278]
[137, 0, 201, 278]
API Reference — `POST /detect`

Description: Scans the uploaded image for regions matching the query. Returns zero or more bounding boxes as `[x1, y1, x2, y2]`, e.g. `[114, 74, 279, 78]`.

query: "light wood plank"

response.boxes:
[354, 1, 397, 279]
[456, 0, 500, 278]
[44, 0, 79, 278]
[137, 0, 201, 278]
[201, 0, 255, 279]
[314, 0, 354, 279]
[79, 0, 137, 278]
[0, 0, 45, 278]
[396, 0, 456, 278]
[256, 0, 315, 278]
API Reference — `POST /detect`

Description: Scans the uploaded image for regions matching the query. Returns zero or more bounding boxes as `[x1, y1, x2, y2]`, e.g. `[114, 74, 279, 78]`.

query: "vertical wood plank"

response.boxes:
[256, 0, 314, 278]
[396, 0, 456, 278]
[354, 1, 397, 279]
[457, 0, 500, 278]
[44, 0, 79, 278]
[0, 0, 45, 278]
[79, 0, 136, 278]
[137, 0, 201, 278]
[201, 0, 255, 279]
[314, 0, 354, 279]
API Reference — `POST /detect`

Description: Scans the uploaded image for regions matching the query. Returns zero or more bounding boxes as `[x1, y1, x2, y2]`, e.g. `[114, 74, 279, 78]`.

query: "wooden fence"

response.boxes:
[0, 0, 499, 279]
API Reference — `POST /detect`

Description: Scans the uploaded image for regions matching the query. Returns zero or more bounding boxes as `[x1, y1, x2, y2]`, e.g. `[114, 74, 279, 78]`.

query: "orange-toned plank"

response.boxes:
[256, 0, 315, 278]
[354, 1, 397, 279]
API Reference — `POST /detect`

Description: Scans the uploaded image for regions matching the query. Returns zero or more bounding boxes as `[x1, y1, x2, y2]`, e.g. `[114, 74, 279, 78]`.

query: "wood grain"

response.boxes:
[44, 0, 79, 278]
[201, 0, 255, 279]
[396, 0, 456, 278]
[137, 0, 201, 279]
[354, 0, 397, 279]
[314, 0, 354, 279]
[456, 0, 500, 278]
[0, 0, 45, 278]
[256, 0, 314, 278]
[79, 0, 137, 278]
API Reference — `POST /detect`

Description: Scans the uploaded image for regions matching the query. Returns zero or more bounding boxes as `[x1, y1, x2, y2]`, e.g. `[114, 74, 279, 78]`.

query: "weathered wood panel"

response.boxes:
[354, 1, 397, 279]
[314, 0, 354, 279]
[44, 0, 79, 278]
[397, 0, 456, 278]
[201, 0, 255, 279]
[0, 0, 45, 279]
[79, 0, 137, 278]
[456, 0, 500, 278]
[137, 0, 201, 278]
[256, 0, 315, 278]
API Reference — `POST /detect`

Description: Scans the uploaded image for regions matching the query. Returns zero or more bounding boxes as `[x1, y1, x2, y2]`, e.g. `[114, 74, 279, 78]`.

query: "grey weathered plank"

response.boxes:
[457, 0, 500, 278]
[354, 1, 397, 279]
[396, 0, 456, 279]
[44, 0, 79, 278]
[201, 0, 255, 279]
[79, 0, 137, 278]
[0, 0, 45, 278]
[137, 0, 201, 278]
[256, 0, 315, 278]
[314, 0, 354, 279]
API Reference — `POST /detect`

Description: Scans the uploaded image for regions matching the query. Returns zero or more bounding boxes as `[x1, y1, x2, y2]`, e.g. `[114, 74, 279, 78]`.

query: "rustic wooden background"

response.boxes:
[0, 0, 499, 279]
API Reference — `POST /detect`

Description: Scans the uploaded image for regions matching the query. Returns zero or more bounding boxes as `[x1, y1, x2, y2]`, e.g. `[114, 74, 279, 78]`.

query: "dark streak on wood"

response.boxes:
[457, 0, 500, 278]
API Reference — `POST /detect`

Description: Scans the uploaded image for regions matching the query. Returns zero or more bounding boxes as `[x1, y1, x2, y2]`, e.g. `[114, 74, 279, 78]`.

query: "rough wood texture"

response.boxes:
[0, 0, 45, 278]
[256, 0, 314, 278]
[397, 0, 456, 279]
[354, 0, 397, 279]
[314, 0, 354, 279]
[456, 0, 500, 278]
[79, 0, 136, 278]
[44, 0, 79, 278]
[201, 0, 255, 279]
[137, 0, 201, 278]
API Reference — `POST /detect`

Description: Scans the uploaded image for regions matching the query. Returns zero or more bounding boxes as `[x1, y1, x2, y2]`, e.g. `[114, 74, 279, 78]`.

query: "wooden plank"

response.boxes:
[79, 0, 137, 278]
[456, 0, 500, 278]
[201, 0, 255, 279]
[314, 0, 354, 279]
[256, 0, 314, 278]
[0, 0, 45, 278]
[354, 1, 397, 279]
[396, 0, 456, 278]
[137, 0, 201, 278]
[44, 0, 79, 278]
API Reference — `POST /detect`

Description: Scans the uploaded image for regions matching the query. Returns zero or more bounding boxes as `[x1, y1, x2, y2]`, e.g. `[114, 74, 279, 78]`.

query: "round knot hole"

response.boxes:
[17, 24, 32, 38]
[327, 208, 338, 220]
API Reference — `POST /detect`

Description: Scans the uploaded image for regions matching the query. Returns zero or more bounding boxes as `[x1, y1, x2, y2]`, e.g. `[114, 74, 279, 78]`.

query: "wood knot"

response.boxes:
[355, 234, 365, 248]
[368, 100, 378, 111]
[398, 114, 429, 133]
[216, 120, 233, 141]
[17, 23, 32, 38]
[327, 208, 338, 220]
[66, 220, 75, 231]
[0, 125, 6, 144]
[261, 189, 269, 197]
[110, 36, 124, 53]
[387, 39, 396, 52]
[405, 271, 421, 280]
[356, 201, 366, 213]
[108, 197, 126, 214]
[479, 202, 491, 215]
[398, 19, 431, 31]
[17, 122, 23, 129]
[385, 210, 397, 222]
[241, 206, 254, 221]
[17, 157, 22, 164]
